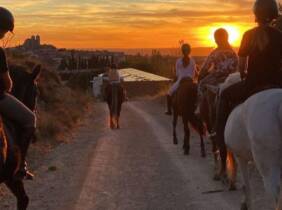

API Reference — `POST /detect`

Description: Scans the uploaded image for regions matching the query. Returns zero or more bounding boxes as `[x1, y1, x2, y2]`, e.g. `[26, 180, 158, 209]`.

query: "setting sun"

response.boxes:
[198, 24, 254, 47]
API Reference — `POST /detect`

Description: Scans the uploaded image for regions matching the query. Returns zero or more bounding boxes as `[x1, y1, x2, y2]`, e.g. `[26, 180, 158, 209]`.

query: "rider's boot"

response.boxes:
[165, 95, 172, 115]
[14, 127, 35, 181]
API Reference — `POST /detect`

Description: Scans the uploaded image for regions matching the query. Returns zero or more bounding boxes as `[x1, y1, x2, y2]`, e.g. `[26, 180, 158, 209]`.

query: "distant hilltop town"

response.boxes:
[10, 35, 125, 71]
[22, 35, 41, 50]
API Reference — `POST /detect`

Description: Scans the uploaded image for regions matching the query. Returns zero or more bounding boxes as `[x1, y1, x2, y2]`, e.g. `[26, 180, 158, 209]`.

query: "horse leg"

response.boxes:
[108, 103, 114, 129]
[182, 116, 190, 155]
[116, 117, 120, 129]
[200, 133, 206, 158]
[253, 147, 280, 209]
[237, 157, 251, 210]
[189, 113, 206, 158]
[173, 112, 178, 145]
[219, 143, 228, 183]
[5, 180, 29, 210]
[210, 135, 220, 174]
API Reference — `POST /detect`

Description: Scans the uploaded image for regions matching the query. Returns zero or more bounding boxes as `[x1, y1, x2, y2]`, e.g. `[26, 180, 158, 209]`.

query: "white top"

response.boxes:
[175, 57, 196, 80]
[168, 57, 196, 96]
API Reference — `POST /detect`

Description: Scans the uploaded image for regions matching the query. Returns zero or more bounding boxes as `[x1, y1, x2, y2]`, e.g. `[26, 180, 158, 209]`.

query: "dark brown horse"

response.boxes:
[199, 84, 220, 168]
[199, 76, 237, 190]
[0, 64, 40, 210]
[172, 78, 206, 157]
[105, 83, 125, 129]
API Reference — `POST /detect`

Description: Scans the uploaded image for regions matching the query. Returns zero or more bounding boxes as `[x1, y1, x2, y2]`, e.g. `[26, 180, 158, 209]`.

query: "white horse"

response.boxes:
[223, 73, 282, 209]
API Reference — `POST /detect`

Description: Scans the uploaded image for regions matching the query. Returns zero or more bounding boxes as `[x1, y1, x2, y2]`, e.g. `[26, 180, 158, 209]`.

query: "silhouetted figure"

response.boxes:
[216, 0, 282, 179]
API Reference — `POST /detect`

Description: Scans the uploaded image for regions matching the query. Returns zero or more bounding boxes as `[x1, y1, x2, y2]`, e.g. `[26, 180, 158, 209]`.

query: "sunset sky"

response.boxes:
[1, 0, 281, 49]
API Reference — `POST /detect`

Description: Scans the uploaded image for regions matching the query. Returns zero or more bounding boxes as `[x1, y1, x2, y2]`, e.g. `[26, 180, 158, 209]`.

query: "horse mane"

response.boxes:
[219, 72, 241, 93]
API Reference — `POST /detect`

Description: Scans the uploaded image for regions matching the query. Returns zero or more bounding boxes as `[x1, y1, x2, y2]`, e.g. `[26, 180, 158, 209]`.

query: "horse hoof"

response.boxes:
[201, 151, 206, 158]
[229, 183, 237, 191]
[241, 202, 248, 210]
[221, 175, 228, 185]
[18, 195, 29, 210]
[184, 149, 190, 155]
[213, 174, 221, 181]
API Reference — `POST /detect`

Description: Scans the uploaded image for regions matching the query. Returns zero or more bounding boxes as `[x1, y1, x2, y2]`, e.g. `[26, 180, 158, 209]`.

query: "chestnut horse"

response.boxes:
[105, 83, 125, 129]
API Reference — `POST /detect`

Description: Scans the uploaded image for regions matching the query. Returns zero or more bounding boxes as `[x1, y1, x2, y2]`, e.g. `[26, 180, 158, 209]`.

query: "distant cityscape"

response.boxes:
[8, 35, 219, 72]
[10, 35, 126, 71]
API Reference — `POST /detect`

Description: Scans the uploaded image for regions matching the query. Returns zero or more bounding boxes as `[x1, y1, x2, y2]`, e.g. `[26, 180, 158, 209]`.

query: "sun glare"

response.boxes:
[198, 24, 253, 47]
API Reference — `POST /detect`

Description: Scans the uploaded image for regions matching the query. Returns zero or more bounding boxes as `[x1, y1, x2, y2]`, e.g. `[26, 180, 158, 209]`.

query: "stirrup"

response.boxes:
[14, 169, 34, 181]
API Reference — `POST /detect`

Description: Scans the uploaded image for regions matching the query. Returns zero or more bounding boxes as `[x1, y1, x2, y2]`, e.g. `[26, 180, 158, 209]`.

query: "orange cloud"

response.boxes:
[0, 0, 275, 48]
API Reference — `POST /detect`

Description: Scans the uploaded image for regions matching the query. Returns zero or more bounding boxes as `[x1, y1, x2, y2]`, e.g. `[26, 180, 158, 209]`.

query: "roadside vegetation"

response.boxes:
[7, 53, 92, 158]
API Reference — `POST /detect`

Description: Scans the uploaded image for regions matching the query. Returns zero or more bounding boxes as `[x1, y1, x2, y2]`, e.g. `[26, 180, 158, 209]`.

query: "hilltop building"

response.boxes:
[22, 35, 41, 50]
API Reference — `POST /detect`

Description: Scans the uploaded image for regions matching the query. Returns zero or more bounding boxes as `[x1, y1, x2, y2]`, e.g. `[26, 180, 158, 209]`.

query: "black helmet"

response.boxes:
[0, 7, 14, 32]
[253, 0, 279, 23]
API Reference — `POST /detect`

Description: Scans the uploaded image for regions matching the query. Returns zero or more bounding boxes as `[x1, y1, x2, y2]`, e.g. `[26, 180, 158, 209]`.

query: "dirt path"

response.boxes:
[0, 99, 273, 210]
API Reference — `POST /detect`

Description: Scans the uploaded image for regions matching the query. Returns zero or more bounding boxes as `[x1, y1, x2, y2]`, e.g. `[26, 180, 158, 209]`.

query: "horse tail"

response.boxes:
[226, 150, 237, 188]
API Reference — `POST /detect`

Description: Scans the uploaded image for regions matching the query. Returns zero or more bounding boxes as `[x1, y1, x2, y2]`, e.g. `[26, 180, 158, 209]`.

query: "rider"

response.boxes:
[0, 7, 35, 180]
[108, 64, 123, 84]
[198, 28, 238, 97]
[165, 43, 196, 115]
[216, 0, 282, 174]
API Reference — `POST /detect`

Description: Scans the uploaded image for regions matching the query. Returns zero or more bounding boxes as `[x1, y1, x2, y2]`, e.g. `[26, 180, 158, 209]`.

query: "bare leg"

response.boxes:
[5, 180, 29, 210]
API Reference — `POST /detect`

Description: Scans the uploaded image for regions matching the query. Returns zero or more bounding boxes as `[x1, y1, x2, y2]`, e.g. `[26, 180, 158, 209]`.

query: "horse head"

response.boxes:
[9, 64, 41, 111]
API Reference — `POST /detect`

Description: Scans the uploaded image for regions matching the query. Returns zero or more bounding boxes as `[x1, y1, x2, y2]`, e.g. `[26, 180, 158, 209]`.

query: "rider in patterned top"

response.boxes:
[198, 28, 238, 96]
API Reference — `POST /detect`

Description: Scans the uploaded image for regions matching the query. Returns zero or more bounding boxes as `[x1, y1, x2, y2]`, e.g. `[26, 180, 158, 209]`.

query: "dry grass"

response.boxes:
[7, 55, 92, 160]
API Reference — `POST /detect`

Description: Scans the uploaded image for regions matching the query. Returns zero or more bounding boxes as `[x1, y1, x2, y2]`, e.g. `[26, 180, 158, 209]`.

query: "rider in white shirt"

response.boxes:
[166, 44, 196, 115]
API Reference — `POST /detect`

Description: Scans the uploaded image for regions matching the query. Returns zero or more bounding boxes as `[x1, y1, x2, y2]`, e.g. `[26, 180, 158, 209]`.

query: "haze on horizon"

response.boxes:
[1, 0, 281, 49]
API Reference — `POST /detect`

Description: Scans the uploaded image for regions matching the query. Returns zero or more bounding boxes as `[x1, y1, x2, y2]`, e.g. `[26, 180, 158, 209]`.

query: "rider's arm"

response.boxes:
[0, 48, 12, 92]
[199, 53, 213, 80]
[174, 59, 179, 82]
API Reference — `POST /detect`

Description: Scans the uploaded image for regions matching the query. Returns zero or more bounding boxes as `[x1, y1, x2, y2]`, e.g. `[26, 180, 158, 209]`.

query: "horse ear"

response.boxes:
[31, 64, 41, 81]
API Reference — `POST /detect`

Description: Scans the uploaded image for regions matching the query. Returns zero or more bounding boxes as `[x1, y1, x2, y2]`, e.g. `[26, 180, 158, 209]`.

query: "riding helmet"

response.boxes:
[253, 0, 279, 23]
[0, 7, 14, 32]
